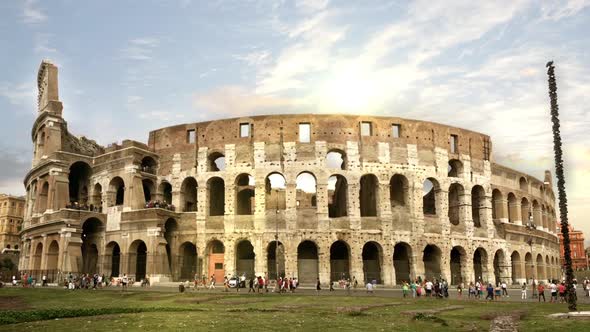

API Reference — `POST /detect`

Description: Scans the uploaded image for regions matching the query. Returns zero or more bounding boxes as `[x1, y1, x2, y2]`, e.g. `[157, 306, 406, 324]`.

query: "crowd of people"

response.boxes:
[65, 201, 102, 213]
[144, 200, 175, 211]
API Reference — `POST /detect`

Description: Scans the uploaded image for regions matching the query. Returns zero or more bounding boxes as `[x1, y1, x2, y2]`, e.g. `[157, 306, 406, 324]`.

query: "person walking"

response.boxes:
[248, 276, 255, 293]
[538, 283, 546, 302]
[410, 280, 417, 298]
[366, 281, 374, 294]
[122, 274, 128, 291]
[457, 282, 463, 299]
[550, 280, 558, 303]
[329, 280, 334, 292]
[42, 275, 47, 287]
[402, 282, 409, 298]
[209, 275, 216, 290]
[501, 281, 508, 297]
[521, 282, 527, 300]
[486, 284, 494, 300]
[316, 278, 321, 295]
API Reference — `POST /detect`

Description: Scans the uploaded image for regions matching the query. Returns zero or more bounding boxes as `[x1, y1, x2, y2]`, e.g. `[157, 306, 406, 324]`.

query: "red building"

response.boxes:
[557, 223, 588, 270]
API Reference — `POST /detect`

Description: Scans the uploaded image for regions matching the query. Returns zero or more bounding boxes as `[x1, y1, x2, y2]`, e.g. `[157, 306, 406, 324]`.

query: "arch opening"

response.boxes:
[180, 177, 198, 212]
[296, 172, 317, 210]
[236, 174, 255, 215]
[265, 173, 286, 210]
[267, 241, 285, 280]
[423, 244, 442, 281]
[297, 241, 318, 283]
[390, 174, 408, 208]
[423, 178, 437, 215]
[208, 152, 226, 172]
[328, 175, 348, 218]
[330, 240, 350, 281]
[208, 177, 225, 216]
[69, 161, 92, 206]
[326, 149, 346, 170]
[360, 174, 378, 217]
[362, 242, 382, 283]
[448, 183, 464, 225]
[471, 185, 485, 228]
[207, 240, 225, 283]
[179, 242, 197, 280]
[82, 218, 102, 274]
[236, 240, 255, 278]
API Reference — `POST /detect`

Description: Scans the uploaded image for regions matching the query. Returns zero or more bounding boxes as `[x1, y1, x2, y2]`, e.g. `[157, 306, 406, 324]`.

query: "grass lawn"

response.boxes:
[0, 288, 588, 331]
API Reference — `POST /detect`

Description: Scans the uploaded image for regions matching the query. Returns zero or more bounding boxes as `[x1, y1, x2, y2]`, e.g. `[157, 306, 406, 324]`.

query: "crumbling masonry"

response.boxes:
[18, 61, 561, 286]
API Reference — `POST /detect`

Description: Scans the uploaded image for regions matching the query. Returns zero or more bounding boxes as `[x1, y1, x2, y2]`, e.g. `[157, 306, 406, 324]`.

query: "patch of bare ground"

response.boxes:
[401, 305, 464, 316]
[336, 303, 402, 314]
[0, 296, 29, 310]
[482, 310, 527, 332]
[174, 295, 225, 304]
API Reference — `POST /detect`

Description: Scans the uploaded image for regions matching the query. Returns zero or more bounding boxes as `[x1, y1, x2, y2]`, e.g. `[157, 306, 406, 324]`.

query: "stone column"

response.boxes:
[318, 244, 330, 285]
[379, 182, 392, 233]
[382, 245, 394, 286]
[462, 192, 474, 237]
[316, 182, 329, 231]
[225, 239, 236, 278]
[39, 234, 49, 270]
[500, 198, 509, 223]
[285, 183, 297, 232]
[254, 236, 266, 277]
[348, 182, 360, 230]
[349, 244, 363, 282]
[513, 201, 523, 226]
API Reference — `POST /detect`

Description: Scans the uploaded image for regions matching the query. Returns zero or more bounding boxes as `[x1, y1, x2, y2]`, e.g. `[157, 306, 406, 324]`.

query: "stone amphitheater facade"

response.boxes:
[18, 61, 561, 286]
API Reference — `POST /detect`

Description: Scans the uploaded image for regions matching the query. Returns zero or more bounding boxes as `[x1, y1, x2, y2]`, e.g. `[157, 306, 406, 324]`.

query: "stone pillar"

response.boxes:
[318, 245, 330, 285]
[438, 187, 450, 236]
[254, 182, 266, 230]
[380, 182, 392, 233]
[39, 234, 49, 270]
[349, 244, 363, 282]
[410, 181, 425, 235]
[513, 201, 522, 226]
[254, 236, 266, 277]
[51, 172, 70, 211]
[316, 182, 329, 231]
[500, 198, 509, 223]
[382, 245, 394, 286]
[223, 182, 234, 232]
[413, 249, 425, 281]
[462, 192, 474, 237]
[348, 182, 360, 230]
[285, 183, 297, 232]
[283, 240, 297, 279]
[225, 239, 236, 278]
[484, 194, 495, 238]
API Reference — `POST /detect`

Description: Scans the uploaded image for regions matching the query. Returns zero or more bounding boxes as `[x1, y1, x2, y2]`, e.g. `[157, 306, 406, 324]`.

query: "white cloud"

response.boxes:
[22, 0, 47, 24]
[540, 0, 590, 20]
[34, 33, 57, 54]
[0, 82, 36, 107]
[121, 38, 160, 61]
[193, 85, 301, 118]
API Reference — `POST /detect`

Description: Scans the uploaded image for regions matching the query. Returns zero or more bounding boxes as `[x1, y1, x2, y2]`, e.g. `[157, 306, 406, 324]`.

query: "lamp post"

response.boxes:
[526, 215, 537, 299]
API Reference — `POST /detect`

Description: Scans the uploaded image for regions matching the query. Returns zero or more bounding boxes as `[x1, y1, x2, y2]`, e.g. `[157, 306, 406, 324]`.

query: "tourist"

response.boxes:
[402, 282, 409, 298]
[538, 283, 546, 302]
[501, 281, 508, 297]
[316, 278, 321, 295]
[424, 279, 433, 297]
[223, 276, 229, 292]
[457, 282, 463, 299]
[485, 284, 494, 300]
[410, 280, 417, 298]
[42, 275, 47, 287]
[345, 278, 351, 295]
[521, 282, 527, 300]
[366, 281, 374, 294]
[264, 274, 269, 293]
[12, 275, 16, 286]
[209, 275, 216, 290]
[550, 280, 558, 303]
[248, 276, 255, 293]
[352, 276, 358, 291]
[122, 274, 128, 291]
[494, 284, 501, 300]
[468, 282, 475, 298]
[329, 280, 334, 292]
[558, 282, 566, 303]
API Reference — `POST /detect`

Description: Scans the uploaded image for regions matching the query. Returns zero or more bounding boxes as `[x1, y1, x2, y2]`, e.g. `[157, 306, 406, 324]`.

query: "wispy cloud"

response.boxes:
[0, 82, 36, 107]
[540, 0, 590, 21]
[121, 38, 160, 61]
[22, 0, 47, 24]
[193, 85, 300, 118]
[34, 33, 57, 54]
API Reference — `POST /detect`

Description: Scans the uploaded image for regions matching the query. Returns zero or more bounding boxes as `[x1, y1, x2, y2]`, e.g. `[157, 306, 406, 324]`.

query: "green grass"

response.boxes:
[0, 288, 588, 331]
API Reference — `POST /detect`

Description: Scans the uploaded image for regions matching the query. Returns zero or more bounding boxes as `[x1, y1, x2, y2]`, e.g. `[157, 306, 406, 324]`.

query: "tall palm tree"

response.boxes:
[546, 61, 576, 311]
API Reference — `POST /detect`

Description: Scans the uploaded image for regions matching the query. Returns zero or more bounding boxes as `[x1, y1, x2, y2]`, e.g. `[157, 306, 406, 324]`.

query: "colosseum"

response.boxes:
[18, 60, 561, 286]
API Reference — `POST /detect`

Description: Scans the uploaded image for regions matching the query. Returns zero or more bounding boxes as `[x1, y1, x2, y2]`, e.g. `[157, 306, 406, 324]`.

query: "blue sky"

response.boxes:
[1, 0, 589, 242]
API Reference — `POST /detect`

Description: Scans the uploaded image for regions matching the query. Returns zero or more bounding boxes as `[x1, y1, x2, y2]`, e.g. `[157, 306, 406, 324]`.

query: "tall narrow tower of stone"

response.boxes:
[31, 60, 64, 167]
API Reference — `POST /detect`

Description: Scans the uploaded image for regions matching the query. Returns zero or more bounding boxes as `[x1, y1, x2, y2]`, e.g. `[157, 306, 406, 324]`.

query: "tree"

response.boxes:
[546, 61, 577, 311]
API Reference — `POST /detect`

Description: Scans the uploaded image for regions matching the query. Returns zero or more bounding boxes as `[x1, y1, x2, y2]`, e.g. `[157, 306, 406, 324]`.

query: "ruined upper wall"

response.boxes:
[148, 114, 492, 175]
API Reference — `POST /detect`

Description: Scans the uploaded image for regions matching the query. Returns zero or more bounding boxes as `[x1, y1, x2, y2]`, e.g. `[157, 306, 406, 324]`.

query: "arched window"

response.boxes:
[109, 177, 125, 206]
[296, 172, 317, 210]
[390, 174, 408, 208]
[448, 183, 464, 225]
[208, 152, 226, 172]
[422, 178, 438, 215]
[141, 156, 157, 174]
[471, 185, 485, 228]
[326, 149, 346, 170]
[235, 174, 255, 215]
[208, 177, 225, 216]
[265, 173, 286, 211]
[448, 159, 463, 177]
[69, 161, 92, 206]
[519, 177, 528, 192]
[328, 175, 348, 217]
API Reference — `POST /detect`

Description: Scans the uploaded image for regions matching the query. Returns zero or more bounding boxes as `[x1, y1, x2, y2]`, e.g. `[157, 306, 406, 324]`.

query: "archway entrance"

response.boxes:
[236, 240, 255, 278]
[450, 247, 465, 285]
[129, 240, 147, 281]
[46, 240, 59, 271]
[511, 251, 523, 284]
[163, 218, 178, 277]
[267, 241, 285, 279]
[33, 242, 43, 270]
[393, 242, 412, 284]
[493, 250, 506, 285]
[423, 244, 442, 281]
[362, 242, 381, 283]
[297, 241, 318, 283]
[105, 242, 121, 277]
[82, 218, 102, 274]
[179, 242, 197, 280]
[330, 240, 350, 281]
[474, 248, 487, 282]
[207, 240, 225, 282]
